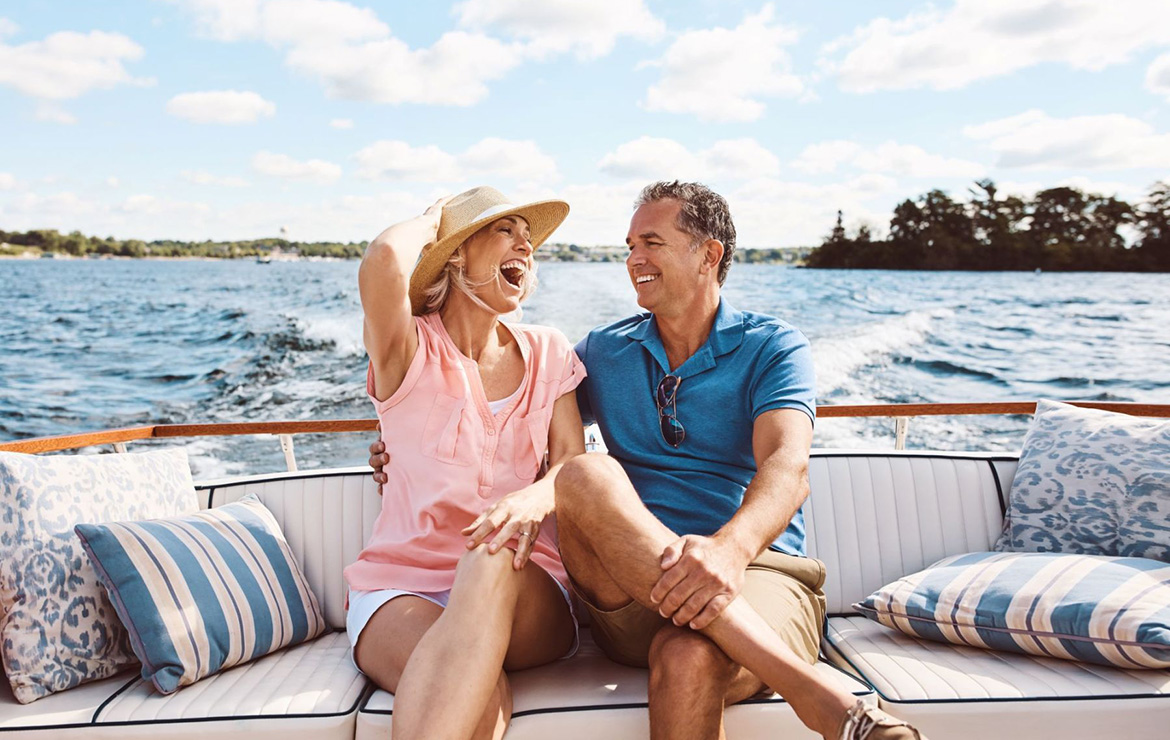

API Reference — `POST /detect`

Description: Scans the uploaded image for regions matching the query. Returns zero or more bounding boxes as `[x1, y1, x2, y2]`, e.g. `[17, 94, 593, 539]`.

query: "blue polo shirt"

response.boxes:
[574, 299, 816, 556]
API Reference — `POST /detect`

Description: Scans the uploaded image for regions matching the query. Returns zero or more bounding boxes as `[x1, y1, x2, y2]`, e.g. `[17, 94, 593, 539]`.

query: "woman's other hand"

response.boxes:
[461, 488, 549, 570]
[420, 195, 453, 238]
[368, 430, 388, 491]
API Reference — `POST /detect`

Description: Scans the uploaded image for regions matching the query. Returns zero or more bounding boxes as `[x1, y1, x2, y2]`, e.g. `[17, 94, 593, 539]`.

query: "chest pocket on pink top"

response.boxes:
[512, 414, 550, 481]
[421, 393, 471, 465]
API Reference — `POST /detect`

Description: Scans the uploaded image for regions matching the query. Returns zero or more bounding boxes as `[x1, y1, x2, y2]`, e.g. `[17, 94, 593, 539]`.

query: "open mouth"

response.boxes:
[500, 259, 527, 289]
[635, 274, 659, 286]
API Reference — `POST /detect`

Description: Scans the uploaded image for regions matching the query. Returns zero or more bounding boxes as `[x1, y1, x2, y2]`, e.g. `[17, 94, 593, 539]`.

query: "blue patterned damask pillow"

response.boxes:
[0, 449, 198, 704]
[995, 400, 1170, 562]
[75, 495, 328, 694]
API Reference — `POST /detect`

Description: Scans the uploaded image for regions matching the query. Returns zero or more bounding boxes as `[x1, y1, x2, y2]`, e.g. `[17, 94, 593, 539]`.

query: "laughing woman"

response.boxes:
[345, 187, 586, 740]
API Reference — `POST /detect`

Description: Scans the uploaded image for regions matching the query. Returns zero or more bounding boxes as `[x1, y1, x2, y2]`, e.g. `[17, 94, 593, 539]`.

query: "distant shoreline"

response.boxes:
[1, 244, 813, 265]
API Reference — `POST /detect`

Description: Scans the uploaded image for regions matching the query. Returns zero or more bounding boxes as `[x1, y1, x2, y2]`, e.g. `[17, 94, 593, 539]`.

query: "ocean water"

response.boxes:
[2, 259, 1168, 479]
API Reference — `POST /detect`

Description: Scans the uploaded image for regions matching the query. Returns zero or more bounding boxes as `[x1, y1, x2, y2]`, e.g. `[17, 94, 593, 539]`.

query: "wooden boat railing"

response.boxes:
[2, 402, 1168, 471]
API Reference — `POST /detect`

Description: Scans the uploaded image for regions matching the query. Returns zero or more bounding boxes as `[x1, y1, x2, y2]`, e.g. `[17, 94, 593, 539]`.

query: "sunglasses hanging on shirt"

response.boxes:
[655, 374, 686, 448]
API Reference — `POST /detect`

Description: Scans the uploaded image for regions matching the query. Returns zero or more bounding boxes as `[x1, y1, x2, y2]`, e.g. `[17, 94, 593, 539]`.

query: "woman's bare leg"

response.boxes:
[390, 544, 574, 740]
[355, 593, 513, 740]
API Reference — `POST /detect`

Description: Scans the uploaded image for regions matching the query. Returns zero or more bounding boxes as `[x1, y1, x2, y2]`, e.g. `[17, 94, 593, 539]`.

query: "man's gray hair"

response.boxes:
[634, 181, 736, 285]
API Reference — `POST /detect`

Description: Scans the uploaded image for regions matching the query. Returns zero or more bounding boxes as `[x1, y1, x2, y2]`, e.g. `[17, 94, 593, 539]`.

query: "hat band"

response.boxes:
[471, 202, 516, 222]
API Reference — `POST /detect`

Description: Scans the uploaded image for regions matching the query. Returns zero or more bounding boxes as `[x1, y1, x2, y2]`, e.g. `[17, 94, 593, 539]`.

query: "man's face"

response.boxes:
[625, 199, 705, 316]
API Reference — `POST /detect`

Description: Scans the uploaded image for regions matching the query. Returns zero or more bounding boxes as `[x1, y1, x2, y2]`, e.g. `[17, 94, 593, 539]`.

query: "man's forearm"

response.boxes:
[714, 455, 808, 562]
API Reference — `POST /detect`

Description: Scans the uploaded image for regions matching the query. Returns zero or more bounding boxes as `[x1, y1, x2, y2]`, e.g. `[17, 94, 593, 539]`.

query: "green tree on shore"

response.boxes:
[807, 179, 1164, 271]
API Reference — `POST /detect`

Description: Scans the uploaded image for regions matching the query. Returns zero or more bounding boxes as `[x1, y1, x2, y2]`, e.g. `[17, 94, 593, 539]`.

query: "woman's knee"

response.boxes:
[454, 544, 520, 597]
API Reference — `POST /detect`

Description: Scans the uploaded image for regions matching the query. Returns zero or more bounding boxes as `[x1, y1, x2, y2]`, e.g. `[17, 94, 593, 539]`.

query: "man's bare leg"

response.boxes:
[556, 455, 853, 739]
[647, 624, 767, 740]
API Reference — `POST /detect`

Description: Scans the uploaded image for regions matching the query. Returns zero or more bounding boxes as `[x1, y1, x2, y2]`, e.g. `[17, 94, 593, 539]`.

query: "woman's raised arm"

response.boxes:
[360, 196, 451, 401]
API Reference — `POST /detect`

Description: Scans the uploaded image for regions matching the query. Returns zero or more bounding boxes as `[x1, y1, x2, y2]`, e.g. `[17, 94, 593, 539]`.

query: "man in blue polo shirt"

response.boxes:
[554, 182, 922, 740]
[368, 181, 923, 739]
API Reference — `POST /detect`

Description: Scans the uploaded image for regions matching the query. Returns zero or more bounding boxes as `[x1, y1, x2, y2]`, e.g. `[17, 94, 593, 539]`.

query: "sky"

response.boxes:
[2, 0, 1170, 248]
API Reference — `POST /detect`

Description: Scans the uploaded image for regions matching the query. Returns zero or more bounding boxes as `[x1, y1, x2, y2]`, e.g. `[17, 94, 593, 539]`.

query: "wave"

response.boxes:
[811, 309, 948, 395]
[287, 314, 364, 357]
[911, 359, 1008, 385]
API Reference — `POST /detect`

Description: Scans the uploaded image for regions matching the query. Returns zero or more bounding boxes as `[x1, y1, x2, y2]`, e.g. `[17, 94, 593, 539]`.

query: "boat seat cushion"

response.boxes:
[0, 632, 367, 739]
[824, 616, 1170, 740]
[75, 495, 330, 694]
[995, 400, 1170, 561]
[357, 627, 874, 740]
[0, 448, 199, 704]
[856, 551, 1170, 670]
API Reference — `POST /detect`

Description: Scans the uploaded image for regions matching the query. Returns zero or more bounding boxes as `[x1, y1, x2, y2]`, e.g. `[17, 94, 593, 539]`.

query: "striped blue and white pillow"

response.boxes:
[75, 495, 328, 694]
[855, 551, 1170, 670]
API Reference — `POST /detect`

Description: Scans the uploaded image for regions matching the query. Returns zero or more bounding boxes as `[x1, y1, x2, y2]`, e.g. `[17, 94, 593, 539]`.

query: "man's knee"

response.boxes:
[555, 454, 625, 515]
[648, 626, 738, 689]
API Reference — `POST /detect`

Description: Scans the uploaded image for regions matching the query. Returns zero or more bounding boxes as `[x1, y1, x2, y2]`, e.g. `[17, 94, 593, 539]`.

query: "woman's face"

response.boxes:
[461, 215, 535, 314]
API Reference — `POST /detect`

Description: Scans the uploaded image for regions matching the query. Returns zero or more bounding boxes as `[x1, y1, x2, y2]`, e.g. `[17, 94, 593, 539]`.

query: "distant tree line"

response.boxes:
[0, 230, 365, 259]
[806, 180, 1170, 271]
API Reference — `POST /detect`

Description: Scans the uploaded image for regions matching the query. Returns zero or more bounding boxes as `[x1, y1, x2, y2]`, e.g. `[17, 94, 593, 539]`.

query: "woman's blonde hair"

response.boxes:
[420, 231, 539, 315]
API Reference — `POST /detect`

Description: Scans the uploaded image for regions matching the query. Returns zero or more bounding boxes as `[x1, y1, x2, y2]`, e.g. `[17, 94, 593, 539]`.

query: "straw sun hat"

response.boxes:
[408, 186, 569, 314]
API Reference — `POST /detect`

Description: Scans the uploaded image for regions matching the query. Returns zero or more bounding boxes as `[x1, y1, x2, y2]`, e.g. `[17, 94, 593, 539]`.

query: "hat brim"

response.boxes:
[409, 199, 569, 315]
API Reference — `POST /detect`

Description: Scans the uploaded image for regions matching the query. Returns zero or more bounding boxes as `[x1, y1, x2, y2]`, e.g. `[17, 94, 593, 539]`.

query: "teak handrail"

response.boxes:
[2, 401, 1168, 455]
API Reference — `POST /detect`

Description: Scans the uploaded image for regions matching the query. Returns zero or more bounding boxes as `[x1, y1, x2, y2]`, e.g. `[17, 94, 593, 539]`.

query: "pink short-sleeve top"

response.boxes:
[344, 312, 587, 594]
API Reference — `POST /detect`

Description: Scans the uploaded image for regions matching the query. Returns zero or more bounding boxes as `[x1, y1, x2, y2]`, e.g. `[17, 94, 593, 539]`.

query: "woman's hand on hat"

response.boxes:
[421, 195, 454, 234]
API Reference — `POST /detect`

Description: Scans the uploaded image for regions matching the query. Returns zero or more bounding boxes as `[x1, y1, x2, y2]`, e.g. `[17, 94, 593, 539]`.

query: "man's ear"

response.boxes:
[701, 238, 724, 275]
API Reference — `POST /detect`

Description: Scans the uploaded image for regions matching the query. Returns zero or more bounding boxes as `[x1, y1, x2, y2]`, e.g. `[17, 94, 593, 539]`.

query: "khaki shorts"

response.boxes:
[573, 550, 827, 669]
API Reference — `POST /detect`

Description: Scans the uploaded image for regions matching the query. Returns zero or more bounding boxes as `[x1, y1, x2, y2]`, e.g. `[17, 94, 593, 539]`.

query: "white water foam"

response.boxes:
[811, 308, 949, 397]
[294, 313, 365, 356]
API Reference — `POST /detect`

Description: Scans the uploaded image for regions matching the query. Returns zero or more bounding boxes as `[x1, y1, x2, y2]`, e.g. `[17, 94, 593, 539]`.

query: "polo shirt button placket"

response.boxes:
[480, 415, 496, 498]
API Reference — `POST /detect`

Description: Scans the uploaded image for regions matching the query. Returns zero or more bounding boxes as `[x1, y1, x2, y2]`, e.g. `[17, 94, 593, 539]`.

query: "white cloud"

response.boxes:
[34, 103, 77, 124]
[8, 191, 103, 222]
[729, 175, 900, 247]
[963, 110, 1170, 169]
[0, 29, 151, 100]
[252, 151, 342, 183]
[182, 0, 386, 44]
[166, 90, 276, 124]
[993, 176, 1147, 202]
[355, 141, 458, 181]
[824, 0, 1170, 93]
[459, 138, 559, 182]
[182, 170, 250, 187]
[792, 140, 986, 178]
[284, 31, 524, 105]
[642, 5, 803, 122]
[1146, 52, 1170, 101]
[552, 182, 643, 245]
[3, 190, 213, 237]
[455, 0, 664, 59]
[0, 18, 18, 38]
[598, 137, 781, 180]
[354, 138, 559, 183]
[105, 177, 120, 188]
[0, 172, 17, 190]
[178, 0, 524, 106]
[329, 118, 353, 129]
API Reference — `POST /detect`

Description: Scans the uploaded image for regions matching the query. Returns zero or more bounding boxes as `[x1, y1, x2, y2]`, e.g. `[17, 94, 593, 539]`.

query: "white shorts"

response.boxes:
[346, 579, 580, 671]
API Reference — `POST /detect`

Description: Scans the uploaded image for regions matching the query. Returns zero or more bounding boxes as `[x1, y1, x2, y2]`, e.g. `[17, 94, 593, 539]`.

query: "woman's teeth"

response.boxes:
[500, 259, 526, 288]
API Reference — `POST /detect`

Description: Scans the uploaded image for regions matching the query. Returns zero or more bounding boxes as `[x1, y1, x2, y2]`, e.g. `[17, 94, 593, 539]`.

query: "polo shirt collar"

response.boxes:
[630, 298, 746, 378]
